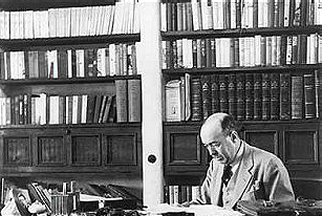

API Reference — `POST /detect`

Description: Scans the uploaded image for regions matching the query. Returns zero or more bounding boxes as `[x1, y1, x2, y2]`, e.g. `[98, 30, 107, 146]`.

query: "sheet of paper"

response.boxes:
[145, 203, 244, 216]
[79, 193, 123, 202]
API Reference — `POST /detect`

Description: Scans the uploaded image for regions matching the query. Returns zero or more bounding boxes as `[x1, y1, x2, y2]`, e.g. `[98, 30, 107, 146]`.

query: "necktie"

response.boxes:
[218, 165, 233, 207]
[222, 165, 233, 186]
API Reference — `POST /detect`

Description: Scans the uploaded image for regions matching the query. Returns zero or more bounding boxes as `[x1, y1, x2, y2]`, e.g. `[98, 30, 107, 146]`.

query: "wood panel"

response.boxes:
[284, 130, 318, 165]
[37, 136, 65, 166]
[3, 137, 31, 166]
[168, 132, 201, 165]
[106, 134, 137, 166]
[71, 135, 101, 166]
[244, 130, 278, 155]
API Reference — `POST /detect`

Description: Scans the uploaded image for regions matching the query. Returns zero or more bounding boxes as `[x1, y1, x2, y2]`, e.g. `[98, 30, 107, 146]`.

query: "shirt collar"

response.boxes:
[229, 141, 244, 172]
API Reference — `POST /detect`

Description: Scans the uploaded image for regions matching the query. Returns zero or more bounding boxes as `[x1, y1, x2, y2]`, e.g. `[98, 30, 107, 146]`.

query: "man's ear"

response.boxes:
[230, 131, 239, 143]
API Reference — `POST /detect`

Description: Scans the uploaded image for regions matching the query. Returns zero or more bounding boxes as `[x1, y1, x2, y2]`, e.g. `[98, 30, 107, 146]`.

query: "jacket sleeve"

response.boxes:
[263, 157, 295, 202]
[195, 160, 214, 204]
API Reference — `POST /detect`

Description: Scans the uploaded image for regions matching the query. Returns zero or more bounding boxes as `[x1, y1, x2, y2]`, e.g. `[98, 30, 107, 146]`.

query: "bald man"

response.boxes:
[196, 112, 295, 209]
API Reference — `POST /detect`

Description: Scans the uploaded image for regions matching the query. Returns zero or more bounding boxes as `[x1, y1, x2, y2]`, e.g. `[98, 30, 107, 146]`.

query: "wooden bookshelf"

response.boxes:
[0, 0, 143, 190]
[161, 0, 322, 200]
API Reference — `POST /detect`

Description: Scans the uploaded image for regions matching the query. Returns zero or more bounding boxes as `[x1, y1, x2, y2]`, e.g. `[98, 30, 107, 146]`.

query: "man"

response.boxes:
[195, 112, 295, 209]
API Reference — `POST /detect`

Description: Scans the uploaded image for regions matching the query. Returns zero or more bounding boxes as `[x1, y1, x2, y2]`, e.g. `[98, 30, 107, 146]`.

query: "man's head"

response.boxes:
[200, 112, 240, 164]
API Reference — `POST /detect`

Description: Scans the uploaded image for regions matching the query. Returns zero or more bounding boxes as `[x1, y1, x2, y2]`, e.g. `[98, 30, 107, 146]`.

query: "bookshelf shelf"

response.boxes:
[162, 64, 322, 76]
[0, 75, 141, 85]
[161, 26, 322, 40]
[0, 122, 141, 130]
[0, 0, 116, 11]
[163, 119, 320, 127]
[0, 34, 141, 51]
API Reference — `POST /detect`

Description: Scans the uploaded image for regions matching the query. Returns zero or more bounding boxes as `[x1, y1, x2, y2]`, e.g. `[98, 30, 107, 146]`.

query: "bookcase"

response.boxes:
[0, 0, 142, 194]
[161, 0, 322, 201]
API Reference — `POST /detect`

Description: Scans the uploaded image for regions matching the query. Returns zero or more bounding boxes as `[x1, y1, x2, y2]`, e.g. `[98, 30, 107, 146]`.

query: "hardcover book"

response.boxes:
[115, 79, 128, 123]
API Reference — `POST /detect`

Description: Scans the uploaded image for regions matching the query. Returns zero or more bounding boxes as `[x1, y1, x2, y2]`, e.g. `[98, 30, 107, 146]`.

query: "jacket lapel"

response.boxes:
[228, 142, 254, 208]
[212, 163, 224, 205]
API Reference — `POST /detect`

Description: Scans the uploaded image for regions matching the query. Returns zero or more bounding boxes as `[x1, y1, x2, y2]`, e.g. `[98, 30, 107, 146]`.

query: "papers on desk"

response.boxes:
[145, 203, 244, 216]
[80, 193, 123, 202]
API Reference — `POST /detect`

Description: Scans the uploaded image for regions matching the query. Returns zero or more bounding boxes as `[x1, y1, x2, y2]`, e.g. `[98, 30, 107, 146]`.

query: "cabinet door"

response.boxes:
[164, 124, 207, 175]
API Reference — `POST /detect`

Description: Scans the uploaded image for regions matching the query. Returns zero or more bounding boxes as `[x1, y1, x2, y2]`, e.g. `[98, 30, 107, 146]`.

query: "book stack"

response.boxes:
[165, 71, 320, 122]
[161, 0, 322, 32]
[162, 34, 322, 69]
[0, 0, 140, 39]
[0, 44, 138, 80]
[164, 185, 201, 205]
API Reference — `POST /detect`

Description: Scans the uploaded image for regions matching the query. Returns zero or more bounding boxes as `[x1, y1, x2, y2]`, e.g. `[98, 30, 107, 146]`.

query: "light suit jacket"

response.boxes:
[197, 141, 295, 209]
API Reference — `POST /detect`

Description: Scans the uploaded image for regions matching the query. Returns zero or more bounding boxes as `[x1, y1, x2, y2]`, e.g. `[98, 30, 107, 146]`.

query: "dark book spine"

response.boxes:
[234, 38, 239, 67]
[210, 39, 216, 67]
[298, 34, 307, 64]
[253, 73, 262, 120]
[201, 75, 211, 120]
[58, 49, 68, 79]
[236, 73, 245, 121]
[71, 49, 77, 78]
[300, 0, 307, 26]
[0, 51, 5, 80]
[291, 74, 304, 119]
[191, 76, 202, 121]
[304, 72, 316, 119]
[192, 39, 198, 68]
[253, 0, 258, 28]
[245, 73, 254, 120]
[172, 40, 178, 69]
[172, 3, 178, 31]
[211, 74, 220, 114]
[200, 39, 206, 68]
[5, 52, 11, 80]
[280, 73, 291, 120]
[289, 0, 295, 27]
[38, 50, 48, 78]
[24, 51, 29, 79]
[167, 2, 172, 31]
[219, 74, 228, 113]
[86, 95, 96, 124]
[236, 0, 241, 29]
[205, 39, 212, 68]
[315, 70, 320, 119]
[262, 73, 271, 120]
[228, 73, 237, 119]
[280, 35, 287, 65]
[270, 73, 280, 120]
[278, 0, 285, 27]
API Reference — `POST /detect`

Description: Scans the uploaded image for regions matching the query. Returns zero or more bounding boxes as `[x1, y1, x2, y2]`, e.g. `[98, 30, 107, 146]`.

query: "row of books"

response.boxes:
[0, 1, 140, 39]
[0, 79, 141, 126]
[161, 0, 322, 32]
[164, 185, 201, 205]
[0, 44, 138, 80]
[162, 34, 322, 69]
[165, 71, 319, 122]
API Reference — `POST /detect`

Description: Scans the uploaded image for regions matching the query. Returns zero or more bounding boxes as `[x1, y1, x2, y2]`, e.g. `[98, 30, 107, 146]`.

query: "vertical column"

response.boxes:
[137, 0, 164, 207]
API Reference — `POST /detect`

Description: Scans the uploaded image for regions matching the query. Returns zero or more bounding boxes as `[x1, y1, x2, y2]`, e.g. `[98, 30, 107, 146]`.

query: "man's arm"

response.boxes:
[264, 157, 295, 202]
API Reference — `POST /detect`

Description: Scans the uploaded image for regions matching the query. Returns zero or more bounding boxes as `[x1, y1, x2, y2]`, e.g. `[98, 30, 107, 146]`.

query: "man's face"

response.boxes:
[201, 128, 236, 164]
